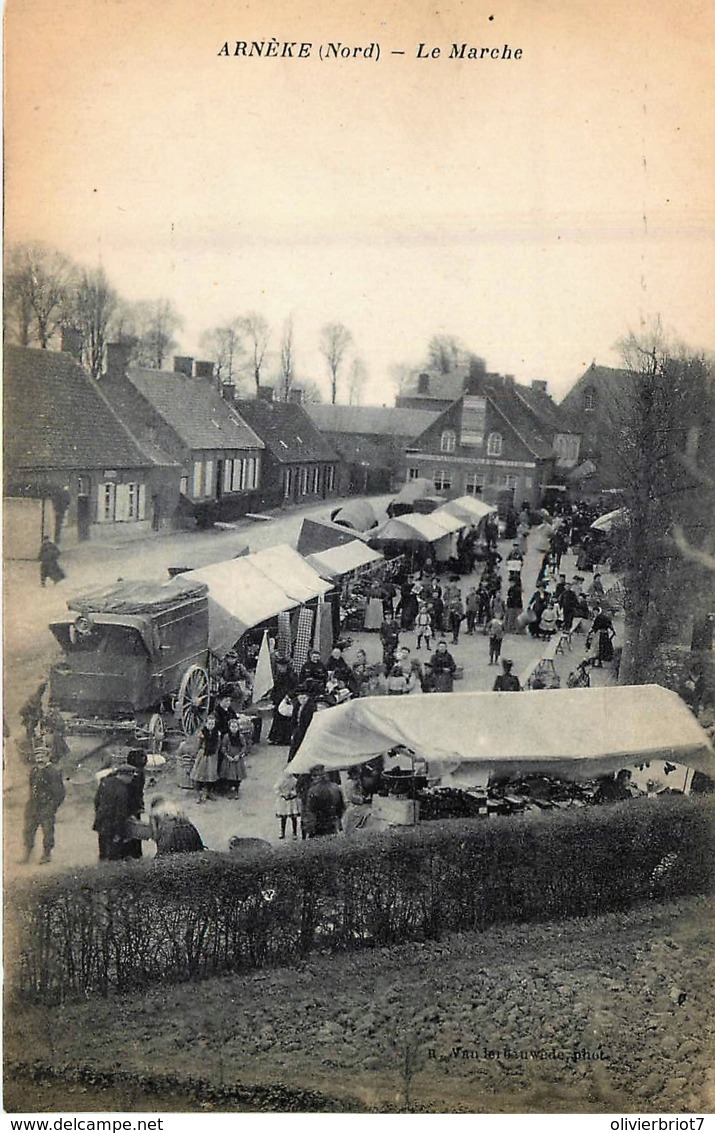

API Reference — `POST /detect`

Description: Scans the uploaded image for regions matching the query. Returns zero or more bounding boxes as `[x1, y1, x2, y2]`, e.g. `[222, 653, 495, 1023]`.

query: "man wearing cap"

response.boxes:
[22, 743, 66, 864]
[92, 764, 137, 861]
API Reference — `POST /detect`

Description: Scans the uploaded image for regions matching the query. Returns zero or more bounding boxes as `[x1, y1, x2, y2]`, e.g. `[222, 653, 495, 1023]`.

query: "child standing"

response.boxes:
[275, 772, 301, 839]
[190, 714, 221, 803]
[219, 717, 247, 797]
[415, 602, 433, 651]
[487, 616, 504, 665]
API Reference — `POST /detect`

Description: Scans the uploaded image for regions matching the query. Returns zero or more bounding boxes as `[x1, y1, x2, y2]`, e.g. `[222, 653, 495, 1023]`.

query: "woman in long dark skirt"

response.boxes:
[267, 657, 297, 745]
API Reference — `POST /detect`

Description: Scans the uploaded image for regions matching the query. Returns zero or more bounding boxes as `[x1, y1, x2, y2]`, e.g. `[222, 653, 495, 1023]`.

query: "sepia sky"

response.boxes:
[5, 0, 715, 402]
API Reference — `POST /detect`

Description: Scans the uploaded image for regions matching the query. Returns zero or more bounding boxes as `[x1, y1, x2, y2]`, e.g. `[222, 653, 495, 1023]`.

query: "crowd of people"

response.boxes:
[16, 495, 636, 867]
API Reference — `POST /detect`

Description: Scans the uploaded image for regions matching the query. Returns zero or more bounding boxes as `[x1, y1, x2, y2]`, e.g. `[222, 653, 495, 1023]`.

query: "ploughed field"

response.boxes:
[6, 894, 714, 1113]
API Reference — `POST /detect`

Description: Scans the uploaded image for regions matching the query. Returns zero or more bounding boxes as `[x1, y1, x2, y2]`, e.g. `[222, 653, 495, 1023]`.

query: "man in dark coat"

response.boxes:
[38, 536, 65, 587]
[493, 658, 522, 692]
[288, 690, 316, 759]
[93, 765, 137, 861]
[304, 773, 345, 837]
[23, 747, 66, 864]
[299, 650, 328, 691]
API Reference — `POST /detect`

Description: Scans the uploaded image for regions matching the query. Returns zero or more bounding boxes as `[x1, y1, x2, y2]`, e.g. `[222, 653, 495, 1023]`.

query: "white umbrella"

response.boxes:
[591, 508, 627, 532]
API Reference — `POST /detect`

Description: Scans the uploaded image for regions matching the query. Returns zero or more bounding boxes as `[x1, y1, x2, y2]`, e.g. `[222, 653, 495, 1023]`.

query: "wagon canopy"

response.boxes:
[286, 684, 715, 780]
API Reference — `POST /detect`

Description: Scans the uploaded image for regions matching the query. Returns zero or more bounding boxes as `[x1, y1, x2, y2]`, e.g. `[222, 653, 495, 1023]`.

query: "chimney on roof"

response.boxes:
[531, 379, 548, 394]
[257, 385, 274, 403]
[174, 355, 194, 378]
[505, 374, 515, 384]
[288, 387, 304, 405]
[61, 326, 83, 362]
[194, 360, 215, 381]
[221, 382, 236, 403]
[417, 372, 430, 394]
[105, 341, 132, 381]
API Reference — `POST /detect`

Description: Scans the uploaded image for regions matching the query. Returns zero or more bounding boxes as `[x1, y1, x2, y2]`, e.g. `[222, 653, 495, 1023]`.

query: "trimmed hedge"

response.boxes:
[8, 796, 714, 1004]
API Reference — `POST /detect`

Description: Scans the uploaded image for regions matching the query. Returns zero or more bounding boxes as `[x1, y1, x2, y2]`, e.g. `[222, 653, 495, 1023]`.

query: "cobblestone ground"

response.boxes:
[4, 517, 622, 876]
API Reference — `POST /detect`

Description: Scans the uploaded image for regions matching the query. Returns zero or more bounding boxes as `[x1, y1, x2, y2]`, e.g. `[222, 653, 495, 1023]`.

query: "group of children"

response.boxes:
[189, 692, 249, 802]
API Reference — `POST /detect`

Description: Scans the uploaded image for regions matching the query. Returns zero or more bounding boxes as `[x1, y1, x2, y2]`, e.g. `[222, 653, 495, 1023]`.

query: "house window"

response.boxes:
[440, 429, 456, 454]
[204, 460, 214, 498]
[299, 467, 308, 494]
[327, 465, 336, 492]
[465, 472, 483, 496]
[180, 475, 189, 495]
[245, 457, 258, 490]
[115, 483, 146, 522]
[99, 482, 116, 523]
[503, 473, 519, 489]
[407, 467, 420, 480]
[311, 466, 320, 493]
[223, 461, 234, 493]
[487, 432, 503, 457]
[584, 390, 595, 412]
[433, 468, 452, 491]
[192, 461, 203, 498]
[284, 468, 293, 498]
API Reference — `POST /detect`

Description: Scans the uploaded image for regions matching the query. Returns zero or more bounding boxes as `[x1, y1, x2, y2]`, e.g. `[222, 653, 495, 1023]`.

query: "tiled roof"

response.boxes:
[486, 385, 556, 459]
[97, 377, 184, 466]
[127, 368, 264, 451]
[399, 369, 468, 402]
[305, 403, 441, 437]
[234, 398, 338, 463]
[515, 385, 570, 433]
[3, 346, 169, 473]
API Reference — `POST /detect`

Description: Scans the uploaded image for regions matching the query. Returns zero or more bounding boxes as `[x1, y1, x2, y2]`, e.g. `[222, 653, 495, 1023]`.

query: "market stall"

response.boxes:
[303, 540, 384, 582]
[438, 495, 497, 524]
[184, 545, 333, 661]
[368, 512, 458, 568]
[287, 684, 715, 782]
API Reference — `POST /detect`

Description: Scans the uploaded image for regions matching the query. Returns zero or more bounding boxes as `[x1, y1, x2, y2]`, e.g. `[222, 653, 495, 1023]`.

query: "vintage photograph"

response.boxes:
[3, 0, 715, 1117]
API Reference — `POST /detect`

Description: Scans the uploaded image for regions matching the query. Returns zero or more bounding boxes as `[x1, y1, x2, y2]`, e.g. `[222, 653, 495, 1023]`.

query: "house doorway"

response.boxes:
[77, 495, 91, 541]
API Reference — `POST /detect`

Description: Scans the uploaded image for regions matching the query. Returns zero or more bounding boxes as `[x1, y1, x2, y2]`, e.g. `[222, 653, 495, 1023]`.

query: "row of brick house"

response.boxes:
[4, 329, 639, 554]
[3, 337, 340, 552]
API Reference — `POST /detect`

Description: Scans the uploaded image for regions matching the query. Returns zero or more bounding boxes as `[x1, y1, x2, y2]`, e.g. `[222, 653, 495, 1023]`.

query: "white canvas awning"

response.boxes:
[286, 684, 715, 780]
[185, 558, 300, 656]
[247, 544, 333, 604]
[369, 513, 454, 545]
[304, 540, 383, 580]
[424, 510, 467, 536]
[438, 496, 497, 522]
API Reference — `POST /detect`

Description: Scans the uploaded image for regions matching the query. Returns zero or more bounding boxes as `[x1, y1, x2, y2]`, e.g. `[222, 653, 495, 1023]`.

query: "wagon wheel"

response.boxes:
[148, 712, 165, 754]
[176, 664, 211, 736]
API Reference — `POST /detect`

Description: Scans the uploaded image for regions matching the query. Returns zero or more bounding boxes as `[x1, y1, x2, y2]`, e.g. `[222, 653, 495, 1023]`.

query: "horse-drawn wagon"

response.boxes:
[48, 578, 213, 752]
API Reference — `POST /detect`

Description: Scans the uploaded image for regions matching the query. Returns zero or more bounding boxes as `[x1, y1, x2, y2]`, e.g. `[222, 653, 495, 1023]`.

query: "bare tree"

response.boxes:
[119, 299, 183, 369]
[320, 322, 353, 404]
[300, 379, 324, 404]
[4, 243, 77, 348]
[347, 356, 368, 405]
[615, 323, 715, 683]
[277, 316, 295, 400]
[240, 312, 271, 395]
[71, 266, 119, 379]
[426, 334, 463, 374]
[199, 320, 244, 388]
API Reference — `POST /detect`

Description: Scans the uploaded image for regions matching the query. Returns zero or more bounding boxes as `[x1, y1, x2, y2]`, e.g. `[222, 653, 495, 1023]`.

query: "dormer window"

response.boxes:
[584, 390, 596, 412]
[486, 431, 503, 457]
[440, 429, 456, 454]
